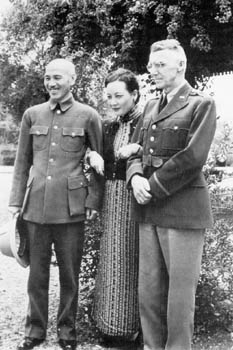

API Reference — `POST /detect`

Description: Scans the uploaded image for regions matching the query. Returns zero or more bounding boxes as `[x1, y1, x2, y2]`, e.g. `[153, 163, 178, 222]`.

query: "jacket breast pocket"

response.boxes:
[162, 126, 189, 151]
[30, 125, 49, 151]
[68, 175, 88, 216]
[61, 127, 85, 152]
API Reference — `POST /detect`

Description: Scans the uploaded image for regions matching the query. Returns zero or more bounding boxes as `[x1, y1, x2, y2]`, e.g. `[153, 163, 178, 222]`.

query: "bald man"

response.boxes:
[9, 59, 103, 350]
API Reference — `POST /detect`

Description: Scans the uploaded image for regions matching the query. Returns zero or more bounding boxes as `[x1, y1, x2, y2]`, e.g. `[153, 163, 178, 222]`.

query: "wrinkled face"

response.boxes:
[147, 49, 183, 93]
[44, 64, 74, 102]
[106, 81, 137, 117]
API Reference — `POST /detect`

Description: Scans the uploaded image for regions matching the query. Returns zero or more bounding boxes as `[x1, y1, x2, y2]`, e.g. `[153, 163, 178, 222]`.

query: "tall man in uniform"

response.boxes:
[127, 39, 216, 350]
[8, 59, 103, 350]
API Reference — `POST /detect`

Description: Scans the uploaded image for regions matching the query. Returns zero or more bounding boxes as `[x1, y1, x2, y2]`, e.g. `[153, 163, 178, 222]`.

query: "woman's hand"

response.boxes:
[88, 151, 104, 176]
[116, 143, 142, 159]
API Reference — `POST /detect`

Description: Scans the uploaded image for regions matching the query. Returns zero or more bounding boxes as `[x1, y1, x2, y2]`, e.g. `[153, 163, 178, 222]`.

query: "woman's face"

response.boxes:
[106, 81, 137, 117]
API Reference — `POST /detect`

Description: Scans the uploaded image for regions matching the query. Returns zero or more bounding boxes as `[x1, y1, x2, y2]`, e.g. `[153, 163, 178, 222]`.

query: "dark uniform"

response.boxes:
[9, 93, 103, 341]
[127, 82, 216, 350]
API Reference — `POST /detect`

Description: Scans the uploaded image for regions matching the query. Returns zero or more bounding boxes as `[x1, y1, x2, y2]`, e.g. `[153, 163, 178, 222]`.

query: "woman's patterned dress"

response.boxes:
[93, 106, 141, 338]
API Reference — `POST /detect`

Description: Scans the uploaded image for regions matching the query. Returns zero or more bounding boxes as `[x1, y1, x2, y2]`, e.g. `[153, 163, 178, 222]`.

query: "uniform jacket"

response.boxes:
[127, 82, 216, 229]
[9, 94, 103, 224]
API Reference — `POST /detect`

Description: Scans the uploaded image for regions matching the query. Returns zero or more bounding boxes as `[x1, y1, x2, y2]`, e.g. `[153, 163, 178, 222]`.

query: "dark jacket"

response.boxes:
[127, 82, 216, 229]
[9, 95, 103, 224]
[103, 110, 141, 181]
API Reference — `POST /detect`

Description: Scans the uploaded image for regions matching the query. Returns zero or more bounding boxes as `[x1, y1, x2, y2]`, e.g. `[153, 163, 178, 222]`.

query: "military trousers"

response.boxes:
[138, 224, 204, 350]
[24, 221, 85, 340]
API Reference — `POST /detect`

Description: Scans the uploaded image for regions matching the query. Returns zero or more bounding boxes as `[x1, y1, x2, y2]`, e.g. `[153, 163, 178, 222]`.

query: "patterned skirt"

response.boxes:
[93, 179, 140, 337]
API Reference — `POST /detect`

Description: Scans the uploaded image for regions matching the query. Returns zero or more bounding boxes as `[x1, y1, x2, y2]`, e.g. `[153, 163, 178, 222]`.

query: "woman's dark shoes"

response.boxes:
[17, 337, 44, 350]
[58, 339, 77, 350]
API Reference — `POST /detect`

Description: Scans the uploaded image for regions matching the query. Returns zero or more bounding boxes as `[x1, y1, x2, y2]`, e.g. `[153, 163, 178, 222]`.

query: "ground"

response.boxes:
[0, 167, 232, 350]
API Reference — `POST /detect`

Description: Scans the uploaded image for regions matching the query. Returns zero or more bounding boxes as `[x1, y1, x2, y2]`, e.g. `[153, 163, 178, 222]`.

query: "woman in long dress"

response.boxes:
[90, 68, 142, 349]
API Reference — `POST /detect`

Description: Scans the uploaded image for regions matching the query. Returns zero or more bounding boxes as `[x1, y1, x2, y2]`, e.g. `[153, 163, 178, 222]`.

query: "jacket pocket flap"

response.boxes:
[30, 125, 49, 135]
[68, 175, 88, 190]
[62, 128, 84, 137]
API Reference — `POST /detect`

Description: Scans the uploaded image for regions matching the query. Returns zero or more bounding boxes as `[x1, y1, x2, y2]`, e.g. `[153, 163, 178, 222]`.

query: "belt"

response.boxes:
[142, 155, 164, 168]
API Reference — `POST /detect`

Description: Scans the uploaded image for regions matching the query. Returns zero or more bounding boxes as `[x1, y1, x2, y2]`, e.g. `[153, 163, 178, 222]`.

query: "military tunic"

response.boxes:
[9, 95, 103, 223]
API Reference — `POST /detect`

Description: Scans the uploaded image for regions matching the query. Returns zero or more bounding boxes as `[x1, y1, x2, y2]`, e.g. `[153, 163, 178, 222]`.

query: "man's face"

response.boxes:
[44, 66, 74, 102]
[147, 49, 182, 93]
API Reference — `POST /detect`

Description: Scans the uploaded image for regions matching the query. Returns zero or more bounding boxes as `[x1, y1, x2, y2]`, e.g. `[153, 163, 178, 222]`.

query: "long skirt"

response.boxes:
[93, 179, 140, 337]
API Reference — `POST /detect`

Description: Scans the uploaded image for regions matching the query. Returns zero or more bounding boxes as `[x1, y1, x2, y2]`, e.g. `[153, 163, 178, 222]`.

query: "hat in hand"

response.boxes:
[0, 215, 29, 268]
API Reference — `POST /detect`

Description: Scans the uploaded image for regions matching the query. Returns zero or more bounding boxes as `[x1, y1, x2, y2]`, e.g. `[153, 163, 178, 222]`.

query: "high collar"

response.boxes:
[49, 92, 74, 112]
[118, 104, 141, 123]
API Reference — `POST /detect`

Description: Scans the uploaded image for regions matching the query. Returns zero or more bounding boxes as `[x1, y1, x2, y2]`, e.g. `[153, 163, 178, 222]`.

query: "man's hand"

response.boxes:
[131, 175, 152, 205]
[88, 151, 104, 176]
[86, 208, 98, 221]
[116, 143, 141, 159]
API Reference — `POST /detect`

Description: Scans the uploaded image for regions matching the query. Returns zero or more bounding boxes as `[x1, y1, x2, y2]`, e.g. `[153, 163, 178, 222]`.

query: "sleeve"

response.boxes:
[148, 97, 217, 199]
[9, 111, 33, 207]
[85, 110, 104, 210]
[126, 106, 148, 186]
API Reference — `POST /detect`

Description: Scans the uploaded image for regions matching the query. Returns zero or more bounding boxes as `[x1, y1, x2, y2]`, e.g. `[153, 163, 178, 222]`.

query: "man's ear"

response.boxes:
[70, 74, 77, 86]
[178, 60, 185, 72]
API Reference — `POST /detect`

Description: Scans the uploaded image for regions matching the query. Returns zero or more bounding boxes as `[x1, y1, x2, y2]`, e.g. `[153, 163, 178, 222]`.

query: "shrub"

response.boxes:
[195, 215, 233, 333]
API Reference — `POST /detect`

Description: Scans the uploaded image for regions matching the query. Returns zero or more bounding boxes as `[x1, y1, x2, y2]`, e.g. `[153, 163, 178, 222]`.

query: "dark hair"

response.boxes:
[105, 68, 140, 104]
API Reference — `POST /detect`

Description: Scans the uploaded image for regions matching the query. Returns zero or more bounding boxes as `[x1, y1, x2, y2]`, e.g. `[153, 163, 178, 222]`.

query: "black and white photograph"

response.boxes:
[0, 1, 233, 350]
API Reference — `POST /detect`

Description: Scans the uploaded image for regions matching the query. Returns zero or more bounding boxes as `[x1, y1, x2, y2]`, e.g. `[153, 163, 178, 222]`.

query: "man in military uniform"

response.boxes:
[8, 59, 103, 350]
[127, 39, 216, 350]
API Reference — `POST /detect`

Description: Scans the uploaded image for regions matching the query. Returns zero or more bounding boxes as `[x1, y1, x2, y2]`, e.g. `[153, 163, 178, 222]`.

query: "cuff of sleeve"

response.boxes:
[149, 172, 170, 199]
[126, 163, 144, 187]
[85, 195, 100, 211]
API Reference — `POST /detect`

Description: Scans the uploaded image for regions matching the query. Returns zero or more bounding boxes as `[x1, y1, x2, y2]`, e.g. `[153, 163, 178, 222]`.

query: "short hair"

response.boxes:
[45, 58, 76, 77]
[105, 68, 140, 103]
[150, 39, 187, 68]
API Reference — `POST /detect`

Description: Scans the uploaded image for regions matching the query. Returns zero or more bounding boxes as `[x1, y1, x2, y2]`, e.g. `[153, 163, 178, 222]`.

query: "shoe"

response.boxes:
[58, 339, 77, 350]
[17, 337, 44, 350]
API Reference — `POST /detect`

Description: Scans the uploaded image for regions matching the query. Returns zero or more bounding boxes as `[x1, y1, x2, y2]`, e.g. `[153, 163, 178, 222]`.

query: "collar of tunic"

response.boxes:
[49, 92, 74, 112]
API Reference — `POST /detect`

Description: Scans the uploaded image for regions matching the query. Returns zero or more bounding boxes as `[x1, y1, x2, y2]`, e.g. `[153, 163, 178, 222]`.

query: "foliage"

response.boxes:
[1, 0, 233, 334]
[195, 215, 233, 333]
[1, 0, 233, 119]
[210, 122, 233, 167]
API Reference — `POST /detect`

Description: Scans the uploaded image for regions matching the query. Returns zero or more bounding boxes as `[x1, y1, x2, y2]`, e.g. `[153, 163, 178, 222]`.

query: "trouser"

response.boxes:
[24, 221, 85, 340]
[138, 224, 204, 350]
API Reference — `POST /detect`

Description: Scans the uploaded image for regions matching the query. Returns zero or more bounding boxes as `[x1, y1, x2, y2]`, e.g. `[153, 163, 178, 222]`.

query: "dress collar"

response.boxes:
[49, 92, 74, 112]
[118, 104, 141, 123]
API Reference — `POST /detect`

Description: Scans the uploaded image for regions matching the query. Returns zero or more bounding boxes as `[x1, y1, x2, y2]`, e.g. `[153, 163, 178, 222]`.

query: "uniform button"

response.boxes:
[47, 175, 52, 180]
[149, 148, 154, 154]
[53, 125, 58, 129]
[152, 125, 156, 130]
[174, 125, 178, 130]
[49, 158, 54, 163]
[150, 136, 155, 142]
[71, 132, 76, 137]
[51, 142, 56, 146]
[36, 131, 40, 135]
[56, 110, 61, 114]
